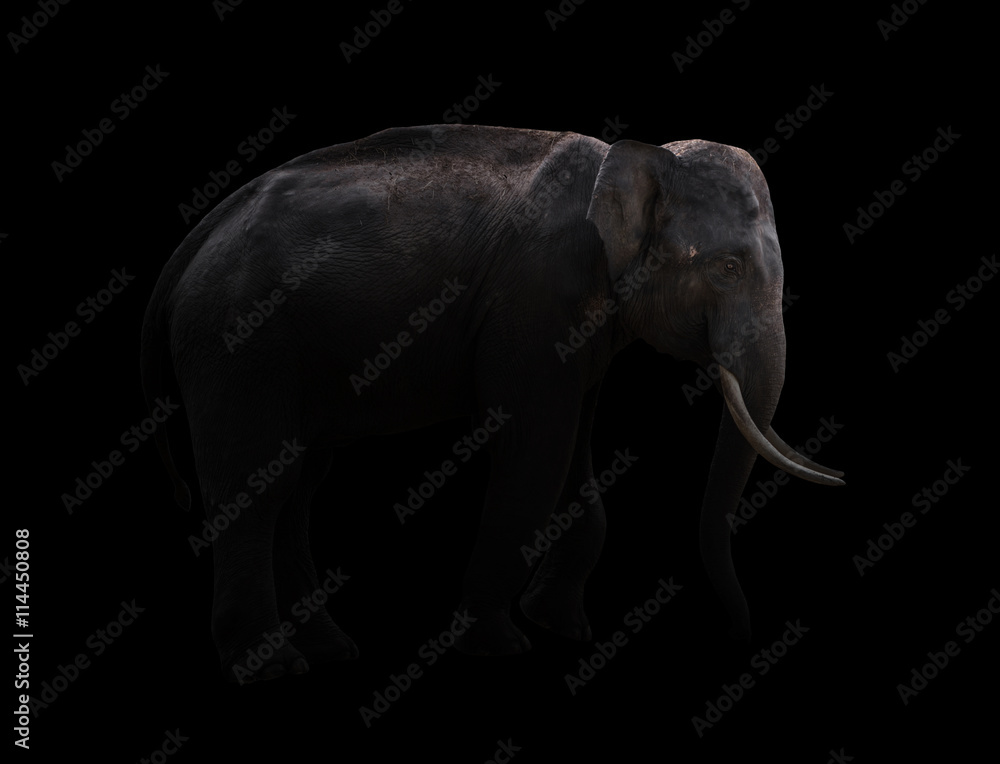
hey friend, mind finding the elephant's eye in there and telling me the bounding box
[722,257,743,278]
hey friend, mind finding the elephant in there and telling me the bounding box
[141,123,844,683]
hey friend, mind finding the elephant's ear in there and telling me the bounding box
[586,140,678,282]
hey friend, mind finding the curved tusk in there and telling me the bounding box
[719,367,845,486]
[764,427,844,478]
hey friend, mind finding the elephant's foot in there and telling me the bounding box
[519,585,592,641]
[220,628,310,685]
[289,616,359,665]
[453,605,532,656]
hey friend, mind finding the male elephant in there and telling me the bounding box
[141,124,843,683]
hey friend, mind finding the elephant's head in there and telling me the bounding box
[586,138,844,638]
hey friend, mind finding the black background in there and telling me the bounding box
[8,0,994,761]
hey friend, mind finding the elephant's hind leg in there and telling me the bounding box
[191,421,310,683]
[273,448,359,664]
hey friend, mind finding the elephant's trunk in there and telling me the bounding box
[698,347,844,639]
[698,373,777,640]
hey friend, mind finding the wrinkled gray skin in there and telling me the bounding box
[142,124,842,683]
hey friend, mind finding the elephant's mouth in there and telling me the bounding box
[718,366,844,486]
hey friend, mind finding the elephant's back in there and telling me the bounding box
[164,125,573,315]
[279,123,573,182]
[158,124,603,376]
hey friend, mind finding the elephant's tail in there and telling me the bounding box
[140,291,192,512]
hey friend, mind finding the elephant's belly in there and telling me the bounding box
[303,348,478,445]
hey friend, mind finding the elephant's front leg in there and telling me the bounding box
[520,383,605,641]
[454,393,583,656]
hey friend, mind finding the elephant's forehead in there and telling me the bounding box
[664,139,771,218]
[663,138,758,174]
[668,195,760,242]
[668,207,780,263]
